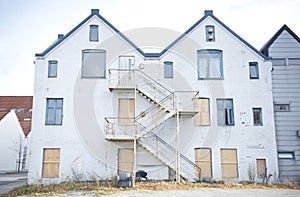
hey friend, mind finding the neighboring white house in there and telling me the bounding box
[261,25,300,183]
[0,96,32,172]
[28,9,278,184]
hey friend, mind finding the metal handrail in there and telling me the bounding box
[144,131,202,181]
[108,69,173,94]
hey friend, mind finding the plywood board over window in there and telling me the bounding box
[42,148,60,178]
[257,159,266,177]
[118,98,135,125]
[194,98,210,126]
[194,148,212,178]
[118,148,134,174]
[221,149,238,178]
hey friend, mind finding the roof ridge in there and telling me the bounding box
[36,9,269,60]
[260,24,300,56]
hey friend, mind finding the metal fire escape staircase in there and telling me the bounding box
[104,69,201,181]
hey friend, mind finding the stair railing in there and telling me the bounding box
[139,131,201,181]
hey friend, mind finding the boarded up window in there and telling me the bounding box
[194,148,212,178]
[221,149,238,178]
[118,98,135,125]
[42,148,60,178]
[118,148,134,174]
[194,98,210,126]
[256,159,266,177]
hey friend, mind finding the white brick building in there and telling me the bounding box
[28,9,278,184]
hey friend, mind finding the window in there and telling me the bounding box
[256,159,266,178]
[194,98,210,126]
[197,49,223,79]
[10,108,17,112]
[0,108,6,111]
[274,104,290,112]
[48,60,58,78]
[17,108,25,113]
[42,148,60,177]
[217,99,234,126]
[27,108,33,114]
[278,152,294,159]
[164,61,173,78]
[118,98,135,126]
[82,49,106,78]
[206,25,215,42]
[118,148,134,173]
[272,58,286,66]
[221,149,238,178]
[89,25,99,42]
[249,62,259,79]
[194,148,212,178]
[24,118,31,121]
[45,98,63,125]
[253,108,263,126]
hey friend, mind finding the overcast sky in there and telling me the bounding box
[0,0,299,96]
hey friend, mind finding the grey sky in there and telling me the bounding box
[0,0,299,96]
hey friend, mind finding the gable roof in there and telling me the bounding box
[261,24,300,56]
[0,96,33,137]
[36,9,269,60]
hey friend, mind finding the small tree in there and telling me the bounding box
[247,163,256,182]
[10,135,25,172]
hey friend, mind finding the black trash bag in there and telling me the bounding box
[136,170,147,180]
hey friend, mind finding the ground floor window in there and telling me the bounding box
[194,148,212,178]
[256,158,266,178]
[220,148,238,178]
[42,148,60,178]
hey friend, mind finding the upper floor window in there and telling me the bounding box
[249,62,259,79]
[217,99,234,126]
[48,60,58,78]
[89,25,99,42]
[82,49,106,78]
[198,49,223,80]
[253,108,263,126]
[164,61,173,78]
[206,25,215,42]
[45,98,63,125]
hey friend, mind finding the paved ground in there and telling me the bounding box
[0,172,27,195]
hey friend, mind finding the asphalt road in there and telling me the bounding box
[0,172,27,195]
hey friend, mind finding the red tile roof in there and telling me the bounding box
[0,96,33,137]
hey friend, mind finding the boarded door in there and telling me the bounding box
[194,148,212,178]
[42,148,60,177]
[257,159,266,177]
[118,148,134,174]
[194,98,210,126]
[118,98,135,125]
[221,149,238,178]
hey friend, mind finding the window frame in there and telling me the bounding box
[205,25,215,42]
[89,24,99,42]
[164,61,173,78]
[45,98,63,126]
[82,49,106,78]
[217,99,235,126]
[197,49,223,80]
[48,60,58,78]
[253,107,263,126]
[249,62,259,79]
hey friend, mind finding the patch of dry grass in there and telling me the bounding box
[2,180,300,197]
